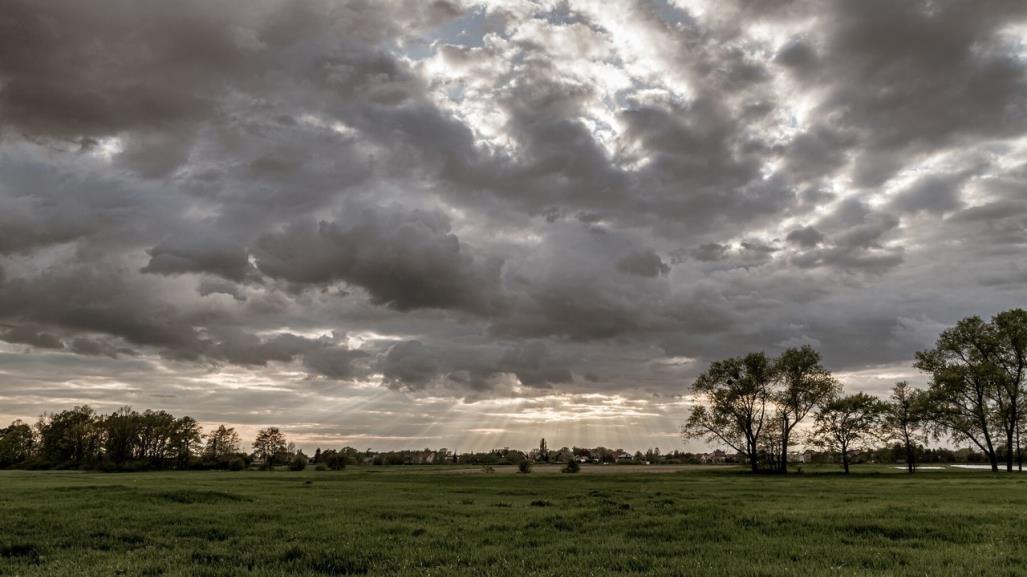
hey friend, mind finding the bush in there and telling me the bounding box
[481,465,495,474]
[228,458,246,471]
[289,454,308,471]
[323,453,347,470]
[518,460,533,474]
[562,460,581,474]
[315,463,327,471]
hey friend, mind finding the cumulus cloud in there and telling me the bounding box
[254,204,504,314]
[1,0,1026,449]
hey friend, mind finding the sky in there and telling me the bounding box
[1,0,1026,453]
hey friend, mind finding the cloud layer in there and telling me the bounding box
[1,0,1025,450]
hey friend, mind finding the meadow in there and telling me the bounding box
[2,466,1026,577]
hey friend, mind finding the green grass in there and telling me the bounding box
[2,466,1027,576]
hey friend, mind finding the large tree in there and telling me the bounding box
[990,309,1027,471]
[252,427,288,469]
[915,316,1004,471]
[205,425,242,463]
[773,345,840,473]
[36,406,102,466]
[0,420,35,467]
[104,407,146,465]
[683,352,775,473]
[169,416,202,468]
[812,392,886,474]
[883,382,929,473]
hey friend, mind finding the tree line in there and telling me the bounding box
[683,309,1027,473]
[0,406,252,471]
[0,405,703,471]
[0,406,678,471]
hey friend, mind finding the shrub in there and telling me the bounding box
[324,454,347,470]
[228,458,246,471]
[518,460,533,474]
[315,463,327,471]
[289,454,308,471]
[562,460,581,474]
[481,465,495,474]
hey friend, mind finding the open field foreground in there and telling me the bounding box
[3,467,1027,577]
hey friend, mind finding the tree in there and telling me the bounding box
[990,309,1027,471]
[102,407,141,466]
[883,382,929,473]
[683,352,774,472]
[539,438,548,462]
[319,449,349,470]
[0,420,35,467]
[812,393,886,474]
[773,345,840,473]
[169,416,202,468]
[36,406,102,466]
[136,410,179,466]
[252,427,288,469]
[883,377,932,472]
[289,451,308,471]
[204,425,241,464]
[915,317,1003,471]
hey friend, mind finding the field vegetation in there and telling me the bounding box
[2,467,1027,577]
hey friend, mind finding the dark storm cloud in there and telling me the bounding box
[381,340,443,389]
[785,226,824,248]
[197,278,247,301]
[889,173,969,215]
[66,337,132,359]
[616,249,670,278]
[253,204,504,314]
[380,338,575,392]
[0,324,64,350]
[800,0,1027,186]
[142,231,255,282]
[497,341,574,388]
[0,0,249,142]
[1,0,1026,431]
[789,200,904,275]
[0,264,207,355]
[302,346,370,380]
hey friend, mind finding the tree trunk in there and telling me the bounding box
[1008,401,1021,472]
[904,437,915,474]
[987,450,999,472]
[1017,424,1023,472]
[747,436,759,473]
[842,451,850,474]
[780,427,789,475]
[980,416,999,472]
[1006,427,1014,472]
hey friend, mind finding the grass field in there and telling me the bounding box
[2,465,1027,577]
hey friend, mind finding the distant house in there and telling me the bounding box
[613,450,634,463]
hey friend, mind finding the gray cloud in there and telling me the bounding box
[1,0,1026,449]
[142,230,255,282]
[254,204,503,314]
[0,324,65,350]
